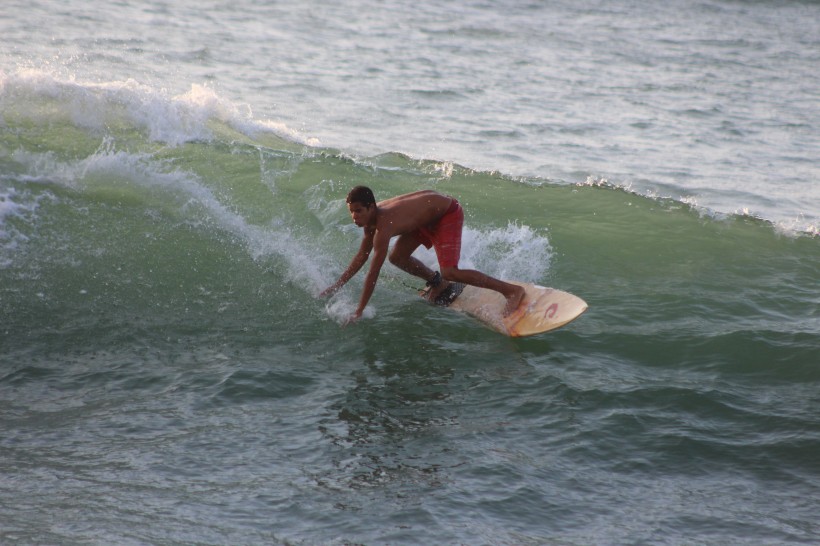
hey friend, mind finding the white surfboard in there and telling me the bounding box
[425,281,588,337]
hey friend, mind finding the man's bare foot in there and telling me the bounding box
[503,285,526,317]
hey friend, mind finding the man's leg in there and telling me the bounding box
[389,233,438,283]
[440,266,525,316]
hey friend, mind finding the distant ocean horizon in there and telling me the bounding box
[2,0,819,544]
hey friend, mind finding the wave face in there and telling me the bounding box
[2,74,816,333]
[2,74,819,545]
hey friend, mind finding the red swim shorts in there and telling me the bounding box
[415,198,463,269]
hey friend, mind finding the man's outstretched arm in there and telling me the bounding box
[320,230,374,297]
[351,240,388,320]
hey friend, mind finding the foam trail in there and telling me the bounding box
[8,144,336,294]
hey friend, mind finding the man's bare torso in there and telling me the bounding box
[373,190,453,237]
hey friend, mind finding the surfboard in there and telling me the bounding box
[423,281,588,337]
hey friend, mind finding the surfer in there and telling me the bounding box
[320,186,526,324]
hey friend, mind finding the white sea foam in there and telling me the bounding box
[324,298,376,325]
[0,187,28,245]
[11,142,179,190]
[1,69,318,147]
[0,186,47,268]
[412,222,552,283]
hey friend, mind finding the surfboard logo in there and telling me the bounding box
[544,303,558,318]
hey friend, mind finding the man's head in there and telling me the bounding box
[346,186,376,208]
[346,186,377,227]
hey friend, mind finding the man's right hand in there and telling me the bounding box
[319,285,338,298]
[341,309,363,326]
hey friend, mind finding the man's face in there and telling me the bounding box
[348,202,373,227]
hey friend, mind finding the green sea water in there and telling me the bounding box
[2,82,818,544]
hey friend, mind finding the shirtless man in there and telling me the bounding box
[320,186,525,324]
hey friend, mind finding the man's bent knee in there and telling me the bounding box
[440,266,459,280]
[388,250,401,267]
[389,246,408,266]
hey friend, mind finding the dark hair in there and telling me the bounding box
[346,185,376,208]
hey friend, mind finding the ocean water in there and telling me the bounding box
[1,0,819,544]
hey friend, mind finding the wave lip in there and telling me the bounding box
[0,69,319,147]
